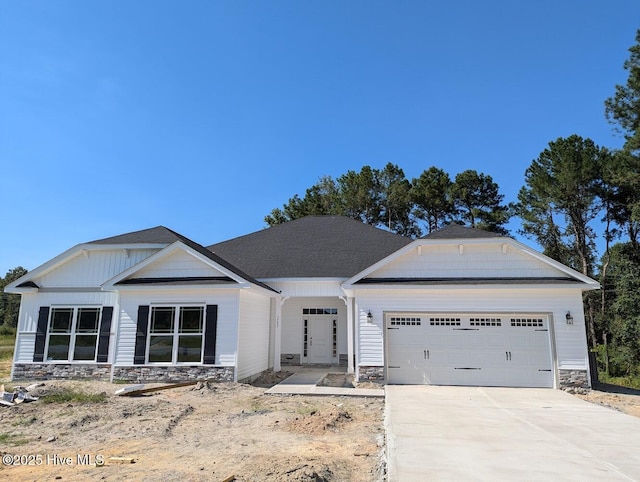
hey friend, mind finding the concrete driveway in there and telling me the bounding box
[386,386,640,481]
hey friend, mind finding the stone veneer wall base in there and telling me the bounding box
[112,366,235,383]
[12,363,111,381]
[558,369,590,393]
[358,366,385,384]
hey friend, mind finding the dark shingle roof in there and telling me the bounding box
[207,216,413,278]
[422,224,505,240]
[87,226,184,245]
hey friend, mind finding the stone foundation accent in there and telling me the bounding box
[358,366,385,384]
[280,354,301,366]
[339,354,348,367]
[12,363,111,381]
[558,369,590,391]
[112,365,235,383]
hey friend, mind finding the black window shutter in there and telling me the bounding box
[203,305,218,365]
[33,306,50,362]
[96,306,114,363]
[134,305,150,365]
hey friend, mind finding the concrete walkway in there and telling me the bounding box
[265,370,384,397]
[386,386,640,481]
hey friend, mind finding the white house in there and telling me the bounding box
[5,216,599,389]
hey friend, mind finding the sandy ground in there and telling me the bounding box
[2,372,639,482]
[575,383,640,418]
[0,373,385,482]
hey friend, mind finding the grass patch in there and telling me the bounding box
[249,398,274,413]
[42,389,107,404]
[0,330,16,380]
[11,416,38,427]
[598,372,640,390]
[0,432,30,446]
[295,402,319,416]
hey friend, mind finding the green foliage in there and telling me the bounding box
[411,167,453,234]
[449,170,510,235]
[515,135,605,276]
[598,372,640,390]
[605,29,640,154]
[265,164,511,237]
[0,267,28,328]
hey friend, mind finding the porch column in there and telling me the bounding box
[273,296,284,372]
[346,296,355,374]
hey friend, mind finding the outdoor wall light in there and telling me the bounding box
[565,311,574,325]
[367,311,373,322]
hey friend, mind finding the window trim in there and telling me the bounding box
[44,306,103,363]
[145,304,206,365]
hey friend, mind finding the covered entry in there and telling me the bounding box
[385,312,554,387]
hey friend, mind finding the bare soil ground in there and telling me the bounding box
[575,383,640,418]
[0,373,385,482]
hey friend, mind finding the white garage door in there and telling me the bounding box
[386,313,554,388]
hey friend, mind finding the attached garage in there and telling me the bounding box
[385,312,554,387]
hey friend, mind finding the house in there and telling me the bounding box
[5,216,599,389]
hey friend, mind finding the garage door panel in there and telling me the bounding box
[386,313,554,388]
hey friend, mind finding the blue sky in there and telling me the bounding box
[1,1,639,276]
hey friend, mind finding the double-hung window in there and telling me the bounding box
[46,307,101,361]
[147,305,204,364]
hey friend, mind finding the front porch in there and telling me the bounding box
[273,295,357,374]
[265,366,384,397]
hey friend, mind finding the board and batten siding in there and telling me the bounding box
[281,297,347,357]
[370,243,563,279]
[236,291,272,380]
[14,291,119,363]
[355,287,589,371]
[134,249,228,278]
[35,249,159,288]
[114,289,240,367]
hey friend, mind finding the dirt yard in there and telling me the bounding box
[575,384,640,418]
[0,373,385,481]
[2,372,639,482]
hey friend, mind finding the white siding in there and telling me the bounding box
[281,297,347,359]
[14,291,119,363]
[134,249,227,278]
[236,291,272,380]
[355,287,589,371]
[36,249,159,287]
[115,289,240,367]
[371,243,564,279]
[266,280,344,297]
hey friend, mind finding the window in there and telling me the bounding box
[390,316,422,326]
[303,319,308,357]
[470,317,502,327]
[147,306,204,364]
[46,307,102,361]
[429,317,461,326]
[511,317,544,328]
[302,308,338,315]
[332,319,337,358]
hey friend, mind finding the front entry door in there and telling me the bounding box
[307,317,332,364]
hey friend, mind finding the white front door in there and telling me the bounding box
[307,317,332,364]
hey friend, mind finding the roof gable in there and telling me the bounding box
[344,231,600,290]
[103,241,276,292]
[207,216,413,279]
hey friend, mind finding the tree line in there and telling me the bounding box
[265,30,640,381]
[0,267,27,329]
